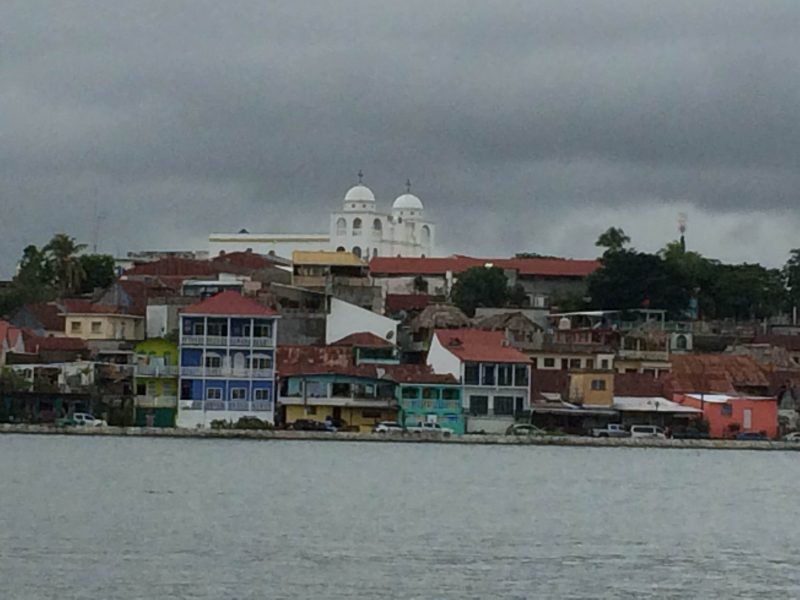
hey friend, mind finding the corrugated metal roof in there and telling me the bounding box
[435,329,531,364]
[182,291,278,317]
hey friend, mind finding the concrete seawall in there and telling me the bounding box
[1,424,799,451]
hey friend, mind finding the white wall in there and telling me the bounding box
[325,297,399,345]
[146,305,169,338]
[426,333,462,379]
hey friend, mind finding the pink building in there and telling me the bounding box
[675,393,778,439]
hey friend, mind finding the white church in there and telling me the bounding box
[209,174,436,259]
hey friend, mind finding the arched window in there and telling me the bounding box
[353,218,362,236]
[373,218,382,231]
[336,246,346,252]
[352,246,362,258]
[336,217,346,236]
[372,248,378,258]
[421,225,431,245]
[675,334,688,351]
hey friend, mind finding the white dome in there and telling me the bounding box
[344,184,375,203]
[392,193,423,211]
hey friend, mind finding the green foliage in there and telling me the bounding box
[507,283,528,308]
[0,234,111,317]
[784,249,800,308]
[588,240,787,320]
[451,266,510,317]
[595,227,631,254]
[78,254,116,293]
[0,368,33,393]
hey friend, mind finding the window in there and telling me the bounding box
[70,321,82,333]
[422,387,438,399]
[253,322,272,338]
[147,381,157,395]
[586,359,595,369]
[494,397,514,416]
[136,382,146,395]
[543,358,555,368]
[569,359,582,369]
[91,321,102,334]
[248,356,273,370]
[464,363,480,385]
[206,320,228,337]
[482,364,495,386]
[514,365,529,387]
[469,395,489,416]
[352,246,362,258]
[192,321,205,335]
[231,388,247,401]
[442,388,460,400]
[336,217,347,236]
[205,355,222,368]
[601,359,610,370]
[402,387,419,399]
[498,364,513,386]
[373,218,382,232]
[206,388,222,400]
[591,379,607,391]
[352,218,362,236]
[305,405,317,415]
[675,335,688,351]
[254,388,271,402]
[721,403,732,416]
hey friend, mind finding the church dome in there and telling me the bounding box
[392,193,423,211]
[344,184,375,203]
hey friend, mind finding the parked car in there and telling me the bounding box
[290,419,336,432]
[735,431,769,441]
[629,425,667,439]
[373,421,404,433]
[782,432,800,442]
[407,422,453,435]
[505,424,547,436]
[64,413,107,427]
[591,424,630,438]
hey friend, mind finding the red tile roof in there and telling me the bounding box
[369,255,600,278]
[22,303,65,331]
[211,251,279,271]
[27,335,88,353]
[332,332,394,348]
[124,257,224,278]
[276,345,457,384]
[182,290,278,317]
[434,328,531,364]
[385,293,432,314]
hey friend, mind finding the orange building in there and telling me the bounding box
[675,393,778,439]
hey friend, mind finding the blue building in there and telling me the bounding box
[177,291,279,428]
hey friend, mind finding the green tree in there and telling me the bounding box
[44,234,87,296]
[595,227,631,254]
[451,266,510,317]
[784,249,800,311]
[15,245,53,287]
[78,254,116,293]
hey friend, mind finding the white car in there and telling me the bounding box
[630,425,666,439]
[72,412,107,427]
[408,422,454,436]
[373,421,404,433]
[782,432,800,442]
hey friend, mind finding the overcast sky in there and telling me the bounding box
[3,1,800,277]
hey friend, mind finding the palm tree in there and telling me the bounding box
[45,234,87,296]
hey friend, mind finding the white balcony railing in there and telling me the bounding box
[230,336,251,347]
[179,367,274,379]
[205,335,228,347]
[182,335,273,348]
[182,335,205,346]
[135,394,178,408]
[135,365,179,377]
[252,337,273,348]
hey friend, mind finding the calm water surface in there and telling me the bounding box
[1,435,799,599]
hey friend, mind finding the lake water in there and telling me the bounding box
[1,435,799,599]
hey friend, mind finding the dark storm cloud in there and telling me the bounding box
[2,0,800,275]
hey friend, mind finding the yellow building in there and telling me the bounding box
[291,250,368,290]
[65,311,145,341]
[567,370,615,407]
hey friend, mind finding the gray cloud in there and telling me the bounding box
[2,0,800,276]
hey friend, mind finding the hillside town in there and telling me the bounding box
[2,180,800,441]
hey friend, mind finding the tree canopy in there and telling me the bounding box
[451,266,510,317]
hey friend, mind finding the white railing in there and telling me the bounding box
[135,365,179,377]
[252,337,273,348]
[252,401,273,412]
[135,395,178,408]
[230,336,251,347]
[179,367,274,379]
[205,335,228,347]
[182,335,205,346]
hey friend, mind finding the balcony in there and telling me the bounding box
[252,337,274,348]
[179,367,274,379]
[182,335,205,346]
[617,349,670,362]
[230,336,251,347]
[205,335,228,347]
[178,399,274,412]
[135,365,179,377]
[135,395,178,408]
